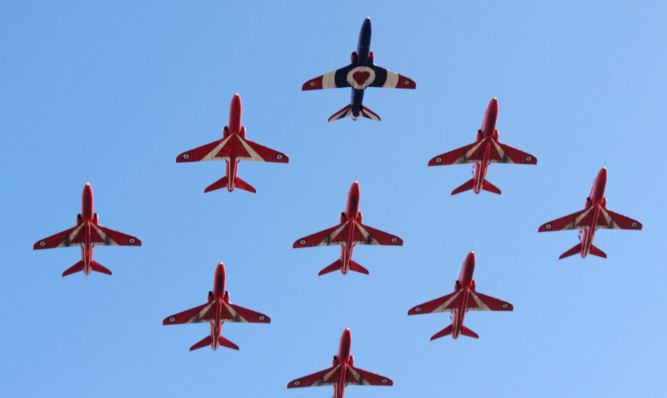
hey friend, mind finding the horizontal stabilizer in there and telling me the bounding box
[62,261,84,277]
[234,177,256,193]
[589,245,607,258]
[559,243,582,259]
[318,260,342,276]
[218,335,239,350]
[328,105,353,122]
[90,261,112,275]
[460,325,479,339]
[189,336,212,351]
[482,180,502,195]
[204,176,228,193]
[430,324,453,340]
[348,260,369,275]
[361,105,380,121]
[451,179,475,195]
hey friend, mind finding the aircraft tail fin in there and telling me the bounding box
[318,260,342,276]
[451,179,475,195]
[482,180,502,195]
[234,177,257,193]
[430,324,453,340]
[218,335,239,350]
[460,325,479,339]
[189,336,213,351]
[348,260,369,275]
[328,105,353,122]
[559,243,582,259]
[204,176,228,193]
[589,245,607,258]
[360,105,381,121]
[90,260,112,275]
[62,261,84,277]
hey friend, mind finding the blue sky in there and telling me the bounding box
[1,1,665,397]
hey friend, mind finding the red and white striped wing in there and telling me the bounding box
[34,225,85,249]
[428,142,482,166]
[598,208,642,230]
[91,225,141,246]
[243,138,289,163]
[489,140,538,164]
[162,302,215,325]
[293,223,349,248]
[302,67,352,90]
[467,291,513,311]
[354,223,403,246]
[539,208,593,232]
[287,365,341,388]
[220,302,270,323]
[176,139,226,162]
[408,291,462,315]
[347,365,393,386]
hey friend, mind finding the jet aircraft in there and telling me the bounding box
[176,93,289,193]
[293,181,403,276]
[428,98,537,195]
[302,17,416,122]
[287,328,393,398]
[33,183,141,276]
[538,167,642,259]
[163,262,271,351]
[408,251,513,340]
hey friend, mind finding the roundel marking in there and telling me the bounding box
[309,81,316,87]
[631,221,638,228]
[434,157,443,163]
[39,241,47,247]
[390,237,399,243]
[169,317,176,323]
[128,238,136,244]
[258,315,265,321]
[293,381,301,386]
[414,306,422,313]
[182,153,191,160]
[544,223,552,230]
[525,155,533,162]
[299,239,307,245]
[404,79,411,86]
[346,66,375,90]
[502,303,509,309]
[381,378,388,384]
[276,154,284,160]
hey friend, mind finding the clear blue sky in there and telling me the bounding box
[1,1,665,397]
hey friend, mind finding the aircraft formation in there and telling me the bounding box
[32,16,643,396]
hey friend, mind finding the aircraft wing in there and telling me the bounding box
[287,365,341,388]
[428,141,483,166]
[176,139,226,162]
[408,291,463,315]
[369,65,416,89]
[293,223,348,248]
[163,302,215,325]
[467,291,513,311]
[489,140,538,164]
[347,365,393,386]
[242,138,289,163]
[220,301,271,323]
[302,66,354,90]
[354,223,403,246]
[91,225,141,246]
[538,208,594,232]
[598,208,643,230]
[34,225,85,249]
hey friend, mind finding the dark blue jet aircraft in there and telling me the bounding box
[302,17,416,122]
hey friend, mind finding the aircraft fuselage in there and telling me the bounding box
[451,251,477,338]
[579,167,608,257]
[472,98,499,193]
[208,262,229,350]
[340,182,362,273]
[348,18,373,119]
[333,329,353,398]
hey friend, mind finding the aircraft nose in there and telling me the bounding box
[350,181,361,196]
[488,97,499,113]
[216,262,226,275]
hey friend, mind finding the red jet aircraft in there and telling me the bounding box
[287,328,393,398]
[33,183,141,277]
[176,93,289,193]
[408,251,513,340]
[538,167,642,259]
[428,98,537,195]
[163,262,270,351]
[293,181,403,276]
